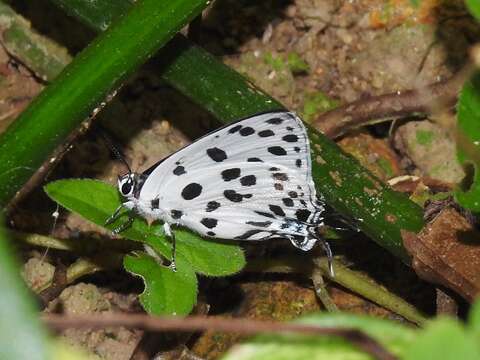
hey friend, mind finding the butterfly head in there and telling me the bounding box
[118,173,138,199]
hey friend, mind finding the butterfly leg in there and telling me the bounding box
[320,239,334,277]
[105,204,124,225]
[112,215,134,235]
[307,227,334,277]
[163,222,177,272]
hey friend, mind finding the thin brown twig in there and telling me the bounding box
[313,63,474,139]
[43,313,398,360]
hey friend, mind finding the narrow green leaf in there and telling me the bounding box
[223,312,415,360]
[404,318,480,360]
[0,225,51,359]
[455,72,480,211]
[468,300,480,339]
[50,0,133,32]
[124,252,197,315]
[466,0,480,21]
[44,179,245,276]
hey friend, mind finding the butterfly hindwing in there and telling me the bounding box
[137,111,323,250]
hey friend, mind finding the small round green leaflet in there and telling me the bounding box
[44,179,245,315]
[124,253,197,316]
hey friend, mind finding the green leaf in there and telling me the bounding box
[44,179,245,276]
[404,318,480,360]
[222,312,415,360]
[455,72,480,211]
[124,252,197,315]
[0,225,51,359]
[466,0,480,21]
[468,300,480,339]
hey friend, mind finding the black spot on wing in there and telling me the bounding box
[266,117,283,125]
[282,134,299,142]
[224,190,252,202]
[246,221,272,228]
[207,147,227,162]
[255,210,275,219]
[221,168,241,181]
[207,231,216,236]
[151,198,159,209]
[173,165,186,176]
[201,217,218,229]
[269,167,279,171]
[272,173,289,181]
[206,201,220,212]
[228,125,242,134]
[269,204,285,217]
[274,183,284,191]
[171,210,183,219]
[288,191,298,198]
[258,130,274,137]
[235,229,265,240]
[181,183,202,200]
[268,146,287,156]
[286,126,294,131]
[282,198,294,207]
[295,209,311,222]
[247,157,263,162]
[239,126,255,136]
[296,159,302,168]
[240,175,256,186]
[294,146,301,153]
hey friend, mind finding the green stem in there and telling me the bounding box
[0,0,210,206]
[315,258,427,326]
[10,229,139,253]
[246,257,426,325]
[34,255,124,293]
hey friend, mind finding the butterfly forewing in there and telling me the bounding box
[138,111,323,250]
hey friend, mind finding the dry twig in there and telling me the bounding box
[313,64,474,139]
[43,313,398,360]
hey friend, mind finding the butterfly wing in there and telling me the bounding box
[137,111,323,250]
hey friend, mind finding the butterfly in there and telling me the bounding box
[107,111,332,272]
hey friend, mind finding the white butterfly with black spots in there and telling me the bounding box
[108,111,332,271]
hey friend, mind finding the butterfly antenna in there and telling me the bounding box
[97,129,132,174]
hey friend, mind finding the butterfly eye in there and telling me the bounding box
[121,181,133,196]
[118,175,135,197]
